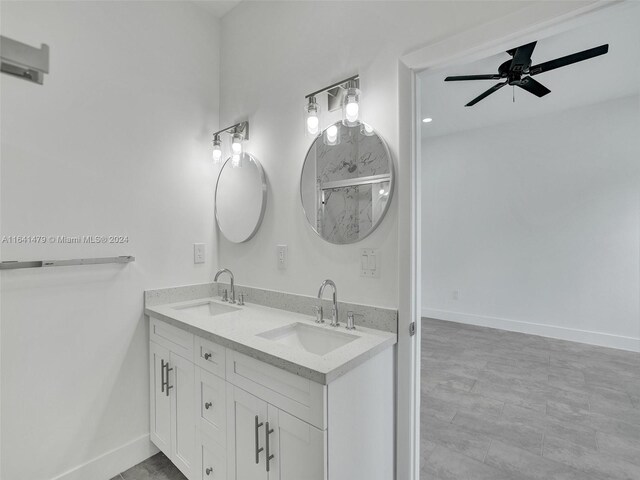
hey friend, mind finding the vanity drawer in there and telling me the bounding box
[149,317,194,361]
[197,368,227,446]
[225,350,327,430]
[195,337,226,378]
[199,431,226,480]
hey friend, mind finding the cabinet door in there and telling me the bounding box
[227,386,269,480]
[267,407,326,480]
[170,352,196,479]
[200,431,227,480]
[150,341,171,456]
[197,368,226,446]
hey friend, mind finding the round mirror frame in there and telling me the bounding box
[299,121,395,245]
[215,153,267,243]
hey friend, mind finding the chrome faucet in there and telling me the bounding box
[317,279,338,327]
[214,268,235,304]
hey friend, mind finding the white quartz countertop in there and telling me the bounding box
[145,297,397,384]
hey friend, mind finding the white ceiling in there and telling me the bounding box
[191,0,242,18]
[420,4,640,138]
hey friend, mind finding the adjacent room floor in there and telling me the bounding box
[420,317,640,479]
[110,453,186,480]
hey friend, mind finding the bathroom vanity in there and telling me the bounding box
[144,286,396,480]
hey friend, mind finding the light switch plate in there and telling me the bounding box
[277,245,288,270]
[360,248,379,278]
[194,243,205,264]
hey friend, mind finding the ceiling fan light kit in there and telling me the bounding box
[445,41,609,107]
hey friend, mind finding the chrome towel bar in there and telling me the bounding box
[0,255,135,270]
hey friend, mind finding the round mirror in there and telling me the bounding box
[300,121,394,244]
[215,153,267,243]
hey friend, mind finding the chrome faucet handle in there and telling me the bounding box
[222,289,228,302]
[315,305,324,323]
[346,311,356,330]
[237,293,244,306]
[331,306,339,327]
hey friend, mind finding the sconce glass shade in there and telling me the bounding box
[342,86,361,127]
[212,135,223,165]
[231,132,243,156]
[304,96,321,137]
[231,154,242,168]
[324,123,340,146]
[360,122,374,137]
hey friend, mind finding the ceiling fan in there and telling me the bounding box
[445,41,609,107]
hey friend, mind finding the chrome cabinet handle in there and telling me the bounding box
[160,359,166,393]
[205,467,213,476]
[265,421,275,472]
[165,363,173,397]
[204,352,212,360]
[205,402,213,410]
[254,415,264,464]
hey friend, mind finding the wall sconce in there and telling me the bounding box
[304,96,320,137]
[303,74,360,139]
[211,121,249,167]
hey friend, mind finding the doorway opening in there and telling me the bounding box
[417,4,640,478]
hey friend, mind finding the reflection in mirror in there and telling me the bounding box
[300,121,393,244]
[215,153,267,243]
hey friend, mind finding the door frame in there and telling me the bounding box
[395,1,622,478]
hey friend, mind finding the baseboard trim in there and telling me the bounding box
[421,308,640,352]
[51,434,159,480]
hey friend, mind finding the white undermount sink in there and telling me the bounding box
[172,301,240,317]
[257,322,358,356]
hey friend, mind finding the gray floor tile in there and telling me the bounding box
[452,411,544,454]
[120,453,186,480]
[596,431,640,467]
[427,384,504,419]
[422,415,492,462]
[543,434,640,480]
[485,440,599,480]
[501,404,598,450]
[423,445,517,480]
[420,318,640,480]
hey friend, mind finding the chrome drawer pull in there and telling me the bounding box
[165,363,173,397]
[265,421,275,472]
[205,402,213,410]
[205,467,213,476]
[204,352,212,360]
[160,359,166,393]
[254,415,264,464]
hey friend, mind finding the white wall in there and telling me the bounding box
[422,95,640,351]
[0,2,220,479]
[216,0,547,309]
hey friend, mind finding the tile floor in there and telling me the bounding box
[110,452,186,480]
[420,317,640,480]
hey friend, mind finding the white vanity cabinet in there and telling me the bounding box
[149,320,197,480]
[226,385,326,480]
[148,316,394,480]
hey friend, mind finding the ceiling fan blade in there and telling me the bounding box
[445,74,502,81]
[516,77,551,97]
[530,44,609,75]
[510,42,537,72]
[465,81,507,107]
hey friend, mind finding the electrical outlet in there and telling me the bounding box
[194,243,205,264]
[277,245,288,270]
[360,248,380,278]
